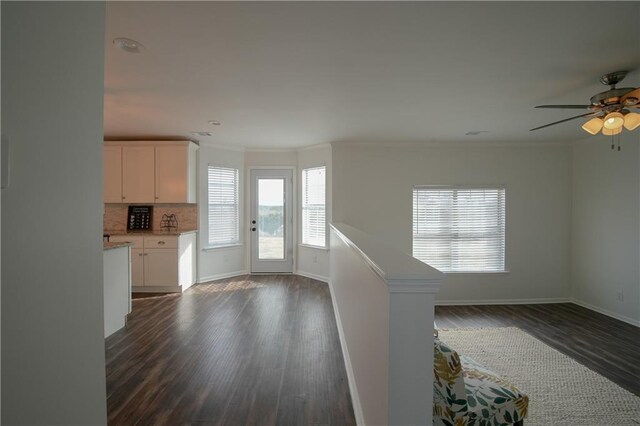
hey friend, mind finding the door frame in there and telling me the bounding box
[246,166,297,273]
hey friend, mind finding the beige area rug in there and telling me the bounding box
[438,327,640,426]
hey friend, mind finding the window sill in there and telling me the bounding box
[203,243,244,252]
[444,270,511,275]
[298,243,329,252]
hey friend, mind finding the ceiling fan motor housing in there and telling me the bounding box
[590,88,636,108]
[599,70,628,87]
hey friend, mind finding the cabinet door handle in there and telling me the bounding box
[158,241,166,245]
[138,253,143,256]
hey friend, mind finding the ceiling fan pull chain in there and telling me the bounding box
[617,134,621,151]
[611,134,615,150]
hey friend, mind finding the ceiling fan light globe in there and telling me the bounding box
[602,126,622,136]
[582,117,604,135]
[623,112,640,131]
[603,112,624,130]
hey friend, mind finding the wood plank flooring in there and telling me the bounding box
[107,277,639,425]
[106,275,356,425]
[435,303,640,397]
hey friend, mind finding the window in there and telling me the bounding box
[301,166,326,247]
[208,166,239,246]
[412,186,505,272]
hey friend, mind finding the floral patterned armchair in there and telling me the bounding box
[433,338,529,426]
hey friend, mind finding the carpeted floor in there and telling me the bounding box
[439,327,640,426]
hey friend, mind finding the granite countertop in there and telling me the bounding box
[103,241,133,251]
[104,229,198,237]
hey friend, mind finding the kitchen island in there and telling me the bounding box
[104,241,132,338]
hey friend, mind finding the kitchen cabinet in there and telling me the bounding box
[131,248,144,286]
[103,243,132,338]
[104,141,198,204]
[108,232,196,293]
[104,146,122,203]
[145,249,179,286]
[122,145,155,203]
[155,144,197,203]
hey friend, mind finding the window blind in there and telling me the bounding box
[412,186,505,272]
[208,166,239,246]
[301,166,326,247]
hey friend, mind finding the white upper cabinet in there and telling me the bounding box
[122,145,156,204]
[155,144,197,203]
[105,141,198,204]
[104,145,123,203]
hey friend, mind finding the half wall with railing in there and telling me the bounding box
[329,223,444,425]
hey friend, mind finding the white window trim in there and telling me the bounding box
[207,165,240,249]
[298,243,330,252]
[412,184,507,274]
[301,165,327,249]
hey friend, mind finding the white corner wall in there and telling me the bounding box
[332,142,573,303]
[196,146,333,283]
[297,145,332,282]
[1,2,107,424]
[197,145,247,282]
[571,138,640,326]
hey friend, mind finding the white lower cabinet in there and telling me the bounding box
[131,248,145,287]
[145,249,178,286]
[108,232,196,292]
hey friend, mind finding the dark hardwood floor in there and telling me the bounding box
[435,303,640,397]
[106,275,356,426]
[107,277,639,425]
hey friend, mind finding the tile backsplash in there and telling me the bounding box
[104,204,198,233]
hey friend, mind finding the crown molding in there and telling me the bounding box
[331,139,574,149]
[296,143,332,152]
[199,142,246,152]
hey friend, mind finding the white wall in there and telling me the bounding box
[571,138,640,325]
[196,146,333,283]
[1,6,3,417]
[332,142,573,303]
[198,145,246,282]
[1,2,107,424]
[297,145,332,282]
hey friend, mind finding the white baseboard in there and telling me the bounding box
[132,285,181,293]
[436,297,571,306]
[196,270,249,284]
[327,280,365,425]
[295,270,329,283]
[571,298,640,327]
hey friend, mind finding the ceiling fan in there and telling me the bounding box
[531,71,640,136]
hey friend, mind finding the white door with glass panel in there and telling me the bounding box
[250,169,293,273]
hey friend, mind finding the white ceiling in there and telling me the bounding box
[104,2,640,148]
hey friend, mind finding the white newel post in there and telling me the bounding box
[388,286,438,425]
[329,224,443,426]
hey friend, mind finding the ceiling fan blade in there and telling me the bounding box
[534,105,593,109]
[621,88,640,106]
[530,112,597,131]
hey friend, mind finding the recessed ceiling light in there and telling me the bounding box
[190,131,213,137]
[113,37,144,54]
[208,120,222,126]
